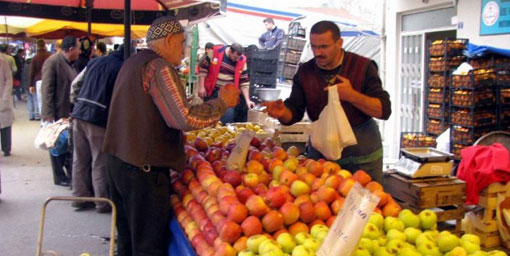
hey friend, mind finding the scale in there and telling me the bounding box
[395,147,454,178]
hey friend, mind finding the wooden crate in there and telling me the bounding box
[478,182,510,223]
[274,122,311,143]
[471,227,501,248]
[384,172,466,209]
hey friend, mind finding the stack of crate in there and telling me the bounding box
[497,61,510,131]
[249,48,280,87]
[467,182,510,248]
[425,39,467,137]
[384,172,466,234]
[279,36,306,80]
[400,132,437,148]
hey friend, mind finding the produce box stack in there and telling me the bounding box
[171,125,402,256]
[383,172,466,235]
[497,61,510,131]
[425,39,467,137]
[400,132,437,148]
[279,36,306,80]
[465,182,510,248]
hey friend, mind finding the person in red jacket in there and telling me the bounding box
[198,43,255,124]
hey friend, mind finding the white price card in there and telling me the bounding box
[317,183,380,256]
[227,129,255,171]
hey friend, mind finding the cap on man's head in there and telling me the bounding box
[146,16,184,42]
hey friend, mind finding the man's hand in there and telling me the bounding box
[219,84,240,108]
[198,86,207,98]
[246,99,256,109]
[29,86,35,94]
[325,75,358,102]
[261,99,286,118]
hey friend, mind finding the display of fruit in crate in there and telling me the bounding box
[354,209,508,256]
[185,122,269,148]
[170,132,403,256]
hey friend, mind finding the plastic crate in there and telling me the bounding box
[428,39,468,57]
[500,87,510,104]
[428,88,449,103]
[427,119,448,135]
[501,107,510,131]
[252,48,280,60]
[497,70,510,86]
[286,37,306,51]
[284,50,302,64]
[427,103,449,119]
[428,74,450,88]
[452,125,494,145]
[250,59,278,73]
[283,64,298,79]
[450,107,497,127]
[452,143,469,160]
[451,88,496,107]
[250,71,277,86]
[429,56,465,72]
[401,132,437,148]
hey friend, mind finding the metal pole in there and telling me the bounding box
[4,16,9,44]
[124,0,131,59]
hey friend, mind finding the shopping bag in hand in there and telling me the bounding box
[310,84,357,160]
[34,120,70,150]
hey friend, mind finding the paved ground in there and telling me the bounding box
[0,100,111,256]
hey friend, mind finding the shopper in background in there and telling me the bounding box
[29,39,51,120]
[262,20,391,183]
[103,16,239,256]
[0,57,14,157]
[0,44,17,76]
[198,43,255,123]
[74,36,94,72]
[258,17,285,50]
[41,36,81,187]
[95,42,107,57]
[13,48,25,101]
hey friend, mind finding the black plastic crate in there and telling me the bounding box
[250,71,277,86]
[251,48,280,60]
[284,50,302,64]
[427,119,448,135]
[452,143,469,160]
[429,56,466,72]
[427,103,449,119]
[283,64,298,79]
[451,125,495,145]
[428,88,449,103]
[250,59,278,73]
[428,74,450,88]
[451,88,496,107]
[450,106,497,127]
[400,132,437,148]
[428,39,468,57]
[452,68,497,89]
[286,37,306,51]
[497,70,510,86]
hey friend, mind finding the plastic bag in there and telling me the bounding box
[310,85,357,160]
[34,120,70,150]
[317,183,380,256]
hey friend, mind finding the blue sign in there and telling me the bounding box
[480,0,510,35]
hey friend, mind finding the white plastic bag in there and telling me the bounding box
[34,120,70,150]
[310,85,357,160]
[317,183,380,256]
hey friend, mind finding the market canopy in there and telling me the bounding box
[25,19,149,39]
[0,0,226,25]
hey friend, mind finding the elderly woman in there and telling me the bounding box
[0,56,14,156]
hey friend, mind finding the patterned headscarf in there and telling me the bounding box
[146,16,184,42]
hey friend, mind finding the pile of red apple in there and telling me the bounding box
[171,135,403,256]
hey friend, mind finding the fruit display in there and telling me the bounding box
[185,122,269,149]
[171,131,401,256]
[353,209,508,256]
[429,39,467,57]
[401,133,436,148]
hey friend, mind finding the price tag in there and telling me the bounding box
[227,130,255,171]
[317,183,379,256]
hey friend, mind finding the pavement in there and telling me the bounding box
[0,100,111,256]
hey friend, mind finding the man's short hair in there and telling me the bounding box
[61,36,78,52]
[16,49,24,55]
[310,21,341,41]
[205,42,214,50]
[96,42,106,53]
[230,43,243,55]
[36,39,46,49]
[113,44,120,50]
[263,17,275,24]
[0,44,7,53]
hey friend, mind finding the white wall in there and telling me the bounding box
[457,0,510,48]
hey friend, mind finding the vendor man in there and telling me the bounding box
[103,16,239,256]
[262,21,391,183]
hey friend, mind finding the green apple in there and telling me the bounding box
[404,227,422,244]
[352,247,371,256]
[302,238,320,252]
[398,210,420,229]
[398,247,421,256]
[386,229,407,241]
[294,232,312,245]
[316,230,328,242]
[386,239,405,254]
[384,217,405,232]
[378,236,388,247]
[415,233,435,247]
[357,238,374,254]
[417,240,442,256]
[374,247,395,256]
[259,239,281,255]
[276,233,296,253]
[362,222,381,240]
[469,251,488,256]
[419,210,438,230]
[369,213,385,230]
[290,180,311,197]
[424,230,439,240]
[461,240,481,254]
[247,234,269,253]
[461,234,481,246]
[238,249,256,256]
[487,250,508,256]
[292,245,313,256]
[261,248,285,256]
[438,234,460,253]
[310,224,328,238]
[444,246,467,256]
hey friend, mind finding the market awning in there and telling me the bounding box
[0,0,226,25]
[25,19,149,39]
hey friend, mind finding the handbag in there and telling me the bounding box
[34,120,70,150]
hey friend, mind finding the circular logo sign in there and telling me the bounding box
[482,1,500,26]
